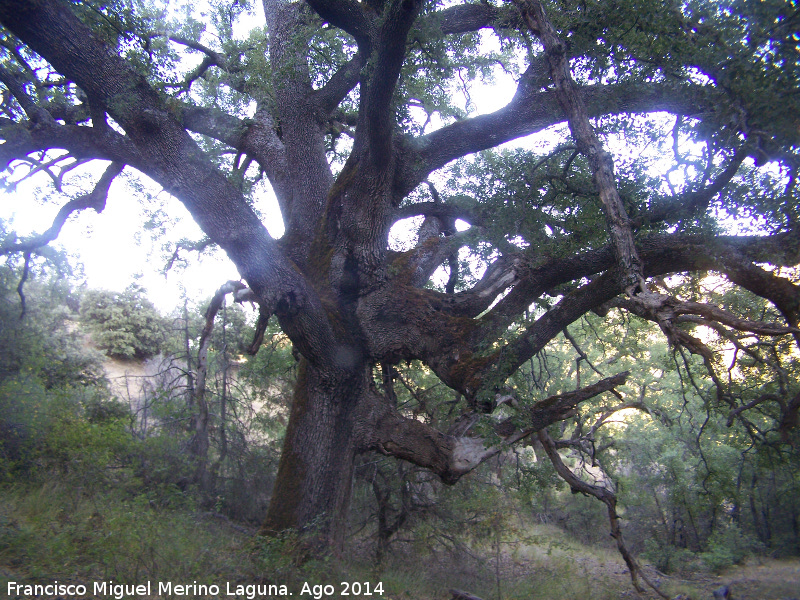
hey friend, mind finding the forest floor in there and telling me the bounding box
[668,559,800,600]
[359,525,800,600]
[498,550,800,600]
[2,484,799,600]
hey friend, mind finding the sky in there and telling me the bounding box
[1,163,287,311]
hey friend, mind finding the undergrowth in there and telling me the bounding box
[3,479,794,600]
[0,480,639,600]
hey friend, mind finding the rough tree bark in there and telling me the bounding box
[1,0,798,556]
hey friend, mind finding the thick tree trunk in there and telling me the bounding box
[261,358,365,551]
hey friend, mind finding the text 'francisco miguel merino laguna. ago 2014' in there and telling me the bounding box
[7,580,386,599]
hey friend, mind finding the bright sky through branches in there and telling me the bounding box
[0,16,520,312]
[0,3,752,312]
[1,161,285,311]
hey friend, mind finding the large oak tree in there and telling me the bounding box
[1,0,798,561]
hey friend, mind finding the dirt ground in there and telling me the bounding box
[606,558,800,600]
[465,531,800,600]
[679,559,800,600]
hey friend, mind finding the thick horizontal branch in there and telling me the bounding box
[177,105,248,147]
[359,229,799,402]
[0,0,344,370]
[365,372,629,485]
[0,114,143,171]
[396,81,712,196]
[444,254,524,316]
[608,296,800,337]
[713,247,800,334]
[529,372,629,431]
[430,230,800,396]
[432,2,503,35]
[454,245,617,324]
[492,231,800,331]
[475,272,621,395]
[392,200,485,228]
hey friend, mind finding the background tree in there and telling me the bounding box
[107,284,291,520]
[80,284,167,360]
[0,241,119,482]
[0,0,798,562]
[0,232,103,391]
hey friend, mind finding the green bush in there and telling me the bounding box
[0,376,132,487]
[80,285,166,359]
[642,538,695,574]
[700,523,763,573]
[0,484,248,584]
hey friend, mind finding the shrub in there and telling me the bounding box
[80,285,166,359]
[642,538,695,574]
[700,523,763,573]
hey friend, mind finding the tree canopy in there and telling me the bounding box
[1,0,798,572]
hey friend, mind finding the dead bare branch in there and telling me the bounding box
[538,429,669,599]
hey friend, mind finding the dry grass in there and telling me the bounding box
[3,485,800,600]
[700,558,800,600]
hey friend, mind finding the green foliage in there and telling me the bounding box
[1,259,798,595]
[0,0,797,592]
[445,146,606,259]
[394,1,515,135]
[642,538,696,574]
[0,484,248,585]
[80,284,166,360]
[0,255,285,540]
[0,260,104,390]
[0,369,130,486]
[0,254,125,483]
[700,523,763,573]
[348,274,800,582]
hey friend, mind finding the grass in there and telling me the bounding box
[2,481,799,600]
[0,481,248,591]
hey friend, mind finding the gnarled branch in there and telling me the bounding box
[0,161,124,256]
[367,372,629,485]
[538,429,669,598]
[515,0,643,294]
